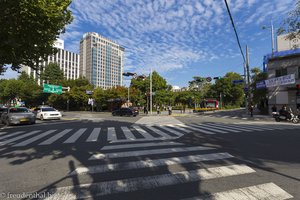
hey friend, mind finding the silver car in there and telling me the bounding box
[1,107,36,125]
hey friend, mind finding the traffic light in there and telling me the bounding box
[213,76,221,80]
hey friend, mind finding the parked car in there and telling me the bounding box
[1,107,36,125]
[34,107,62,120]
[112,107,139,117]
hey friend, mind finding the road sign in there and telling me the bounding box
[232,80,244,84]
[206,77,212,82]
[43,84,62,94]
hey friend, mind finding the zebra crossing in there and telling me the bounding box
[37,140,293,199]
[0,122,299,147]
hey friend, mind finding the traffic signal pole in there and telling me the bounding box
[246,45,251,111]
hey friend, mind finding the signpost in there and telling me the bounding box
[43,84,62,94]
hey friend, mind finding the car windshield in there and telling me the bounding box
[9,107,30,113]
[41,107,56,112]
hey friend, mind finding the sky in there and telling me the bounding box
[0,0,296,87]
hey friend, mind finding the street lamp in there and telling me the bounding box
[262,20,275,56]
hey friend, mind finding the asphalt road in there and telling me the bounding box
[0,114,299,200]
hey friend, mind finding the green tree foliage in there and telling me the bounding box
[40,62,64,85]
[207,72,244,107]
[277,0,300,40]
[0,0,73,74]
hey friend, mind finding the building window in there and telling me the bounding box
[275,68,287,77]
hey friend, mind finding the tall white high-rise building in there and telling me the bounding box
[80,32,124,88]
[22,39,80,82]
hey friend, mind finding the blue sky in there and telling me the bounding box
[1,0,296,87]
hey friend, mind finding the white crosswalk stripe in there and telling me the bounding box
[121,126,136,141]
[178,124,216,134]
[0,131,7,136]
[31,139,293,199]
[189,124,228,134]
[158,125,185,137]
[39,129,72,145]
[183,183,293,200]
[46,165,255,199]
[89,145,214,160]
[132,125,157,140]
[70,152,234,175]
[2,122,300,147]
[86,128,101,142]
[146,126,177,139]
[166,124,191,133]
[13,130,57,147]
[102,141,183,150]
[0,131,24,140]
[0,130,41,145]
[107,127,117,142]
[63,128,87,144]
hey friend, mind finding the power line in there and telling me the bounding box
[223,0,246,63]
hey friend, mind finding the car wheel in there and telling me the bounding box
[275,117,280,122]
[40,115,44,120]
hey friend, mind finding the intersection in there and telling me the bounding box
[0,113,299,199]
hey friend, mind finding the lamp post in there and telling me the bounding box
[262,20,275,56]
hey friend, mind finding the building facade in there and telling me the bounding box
[80,32,124,89]
[264,33,300,112]
[22,39,80,82]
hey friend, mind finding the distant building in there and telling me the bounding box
[22,39,80,83]
[80,32,124,89]
[264,33,300,111]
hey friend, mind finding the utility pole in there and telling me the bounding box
[244,62,248,112]
[246,45,251,107]
[150,68,153,115]
[271,20,275,56]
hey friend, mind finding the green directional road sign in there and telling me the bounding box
[43,84,62,94]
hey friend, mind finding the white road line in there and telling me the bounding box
[146,126,177,139]
[166,125,191,133]
[13,130,57,147]
[107,127,117,141]
[220,124,268,131]
[39,129,72,145]
[183,182,293,200]
[158,126,184,137]
[86,128,101,142]
[121,127,137,141]
[89,145,214,160]
[63,128,87,144]
[0,130,41,145]
[132,126,157,140]
[0,131,24,140]
[102,141,183,150]
[0,132,7,136]
[231,124,274,131]
[44,164,254,199]
[178,124,215,135]
[201,124,241,133]
[190,124,228,134]
[70,152,234,175]
[235,123,277,130]
[206,123,254,132]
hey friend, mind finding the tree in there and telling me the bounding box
[277,0,300,40]
[207,72,244,107]
[40,62,64,85]
[0,0,73,74]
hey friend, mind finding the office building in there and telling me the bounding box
[80,32,124,89]
[22,39,80,82]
